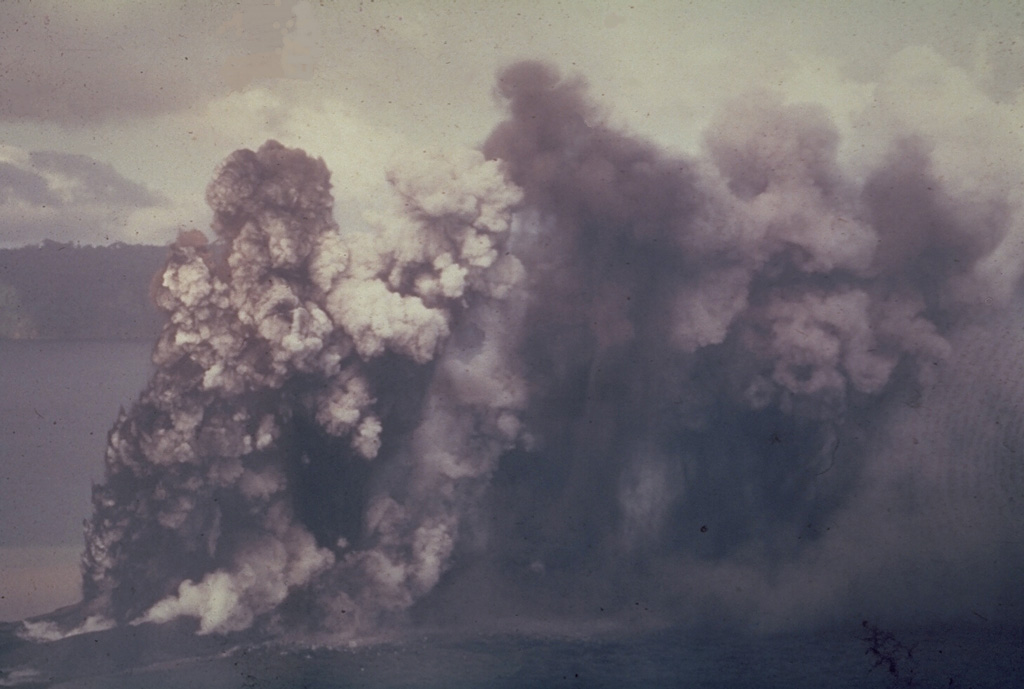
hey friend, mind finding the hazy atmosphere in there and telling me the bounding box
[1,1,1024,686]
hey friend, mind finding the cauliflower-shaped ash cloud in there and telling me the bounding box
[81,139,524,635]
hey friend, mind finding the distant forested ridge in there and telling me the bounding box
[0,241,168,340]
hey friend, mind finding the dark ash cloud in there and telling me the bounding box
[29,60,1024,641]
[77,139,523,635]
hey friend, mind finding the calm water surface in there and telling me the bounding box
[1,620,1022,688]
[0,340,153,548]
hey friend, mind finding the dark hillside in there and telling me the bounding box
[0,241,167,340]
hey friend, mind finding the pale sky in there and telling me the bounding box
[1,0,1021,247]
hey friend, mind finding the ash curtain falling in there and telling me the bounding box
[75,61,1024,638]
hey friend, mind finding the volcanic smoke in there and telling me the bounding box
[62,61,1024,639]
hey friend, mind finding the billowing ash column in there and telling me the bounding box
[82,140,525,635]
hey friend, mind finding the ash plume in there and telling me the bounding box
[471,62,1024,624]
[80,141,524,635]
[71,61,1024,639]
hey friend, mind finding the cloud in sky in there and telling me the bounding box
[1,1,1022,248]
[2,1,1021,127]
[0,3,204,124]
[0,145,169,247]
